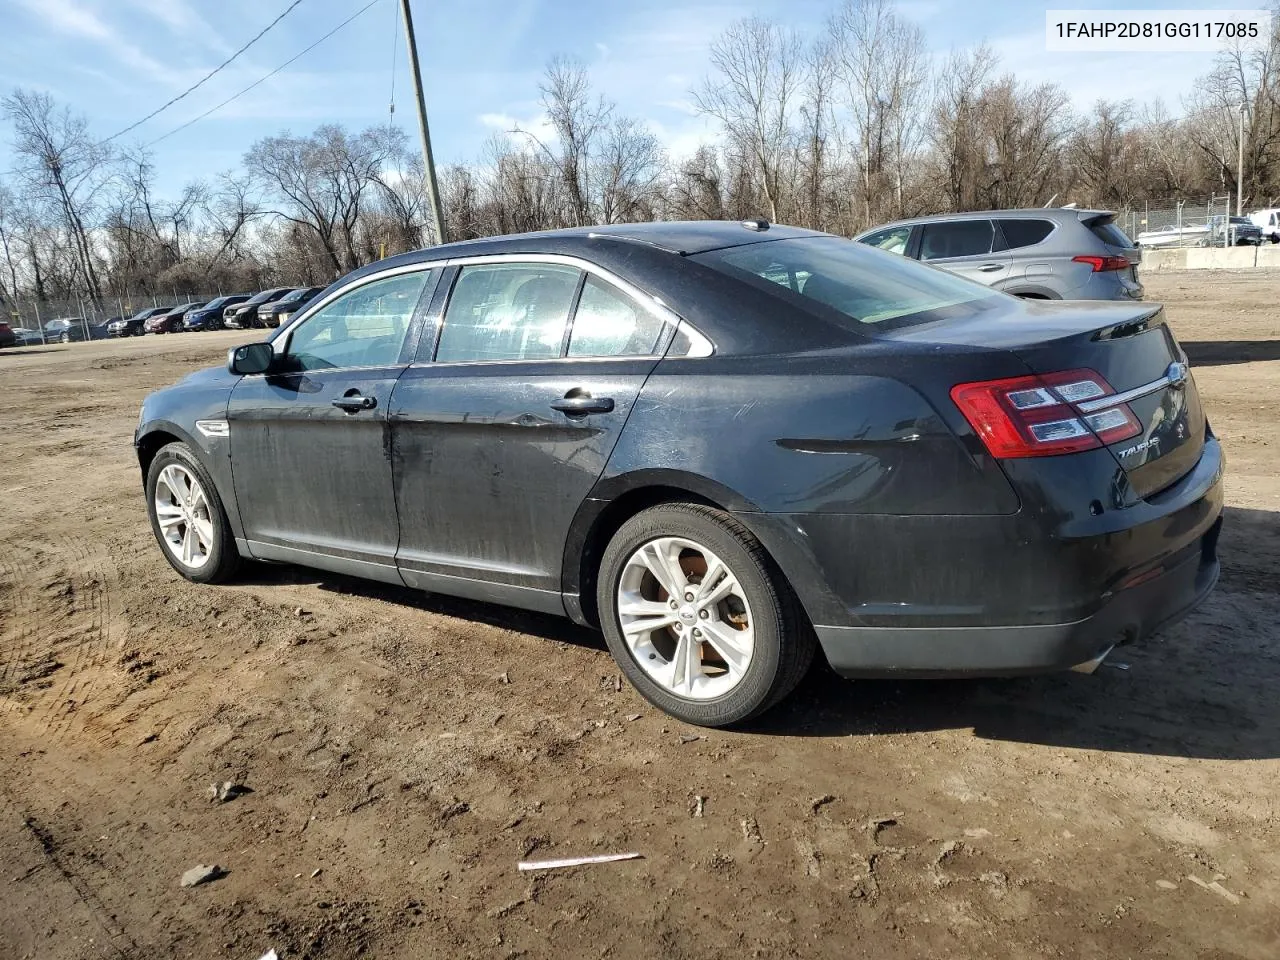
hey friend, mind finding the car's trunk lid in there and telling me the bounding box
[885,300,1204,499]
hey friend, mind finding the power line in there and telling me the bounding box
[106,0,306,142]
[148,0,384,146]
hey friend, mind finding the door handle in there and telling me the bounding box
[550,395,615,416]
[332,394,377,412]
[978,262,1004,272]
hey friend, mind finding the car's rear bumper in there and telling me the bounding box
[741,436,1224,678]
[815,517,1220,677]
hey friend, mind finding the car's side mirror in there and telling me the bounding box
[227,341,275,376]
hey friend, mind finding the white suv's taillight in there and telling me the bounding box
[951,368,1142,458]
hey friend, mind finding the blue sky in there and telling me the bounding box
[0,0,1268,196]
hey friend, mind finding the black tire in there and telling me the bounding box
[60,333,71,344]
[145,441,240,584]
[597,503,815,727]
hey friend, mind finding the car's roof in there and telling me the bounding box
[860,208,1113,233]
[387,220,827,264]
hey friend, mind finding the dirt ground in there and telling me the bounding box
[1,271,1278,960]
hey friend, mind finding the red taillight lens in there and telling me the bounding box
[951,368,1142,458]
[1072,255,1130,272]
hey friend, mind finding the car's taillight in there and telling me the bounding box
[1072,255,1130,272]
[951,368,1142,458]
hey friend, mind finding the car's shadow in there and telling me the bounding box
[1183,339,1280,366]
[237,562,607,650]
[235,506,1279,761]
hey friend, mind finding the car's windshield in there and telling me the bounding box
[694,235,1003,329]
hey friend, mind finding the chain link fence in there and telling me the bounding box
[1118,196,1248,249]
[3,291,225,343]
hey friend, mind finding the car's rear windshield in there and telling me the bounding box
[693,236,1002,329]
[1088,219,1135,248]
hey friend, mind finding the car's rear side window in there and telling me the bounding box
[919,220,999,260]
[695,236,1001,329]
[436,263,581,363]
[567,275,666,358]
[997,219,1054,249]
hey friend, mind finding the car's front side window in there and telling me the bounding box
[284,270,432,371]
[435,263,581,363]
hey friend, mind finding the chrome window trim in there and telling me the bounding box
[271,252,716,366]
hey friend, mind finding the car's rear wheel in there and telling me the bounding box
[60,332,71,343]
[597,503,814,727]
[145,442,240,584]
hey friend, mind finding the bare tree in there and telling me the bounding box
[597,117,664,224]
[3,89,112,302]
[798,38,837,230]
[535,57,612,226]
[695,17,803,223]
[831,0,929,225]
[245,125,399,276]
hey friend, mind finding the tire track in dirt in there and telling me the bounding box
[0,535,119,742]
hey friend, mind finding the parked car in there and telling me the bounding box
[224,288,293,328]
[135,220,1223,727]
[110,306,171,337]
[184,295,251,331]
[0,320,15,348]
[1206,215,1262,246]
[10,327,44,346]
[1247,207,1280,243]
[146,301,205,334]
[855,208,1143,301]
[43,317,95,342]
[257,286,324,328]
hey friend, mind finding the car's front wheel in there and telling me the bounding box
[145,442,240,584]
[597,503,815,727]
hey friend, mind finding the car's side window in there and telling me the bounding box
[860,226,912,256]
[567,275,668,358]
[997,219,1055,249]
[919,220,997,261]
[436,263,581,363]
[285,270,432,371]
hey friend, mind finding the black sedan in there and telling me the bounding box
[257,286,324,328]
[110,307,172,337]
[224,287,293,328]
[134,221,1223,726]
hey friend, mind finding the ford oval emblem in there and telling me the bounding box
[1166,361,1189,389]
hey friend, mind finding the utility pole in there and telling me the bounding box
[399,0,447,245]
[1237,103,1246,217]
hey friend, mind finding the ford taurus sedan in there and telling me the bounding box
[135,221,1223,726]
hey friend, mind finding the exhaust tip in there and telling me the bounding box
[1070,645,1115,675]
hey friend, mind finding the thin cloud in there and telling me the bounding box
[12,0,187,88]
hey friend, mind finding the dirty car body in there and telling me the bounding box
[135,221,1223,723]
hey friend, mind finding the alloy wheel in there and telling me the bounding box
[153,464,215,569]
[616,536,755,700]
